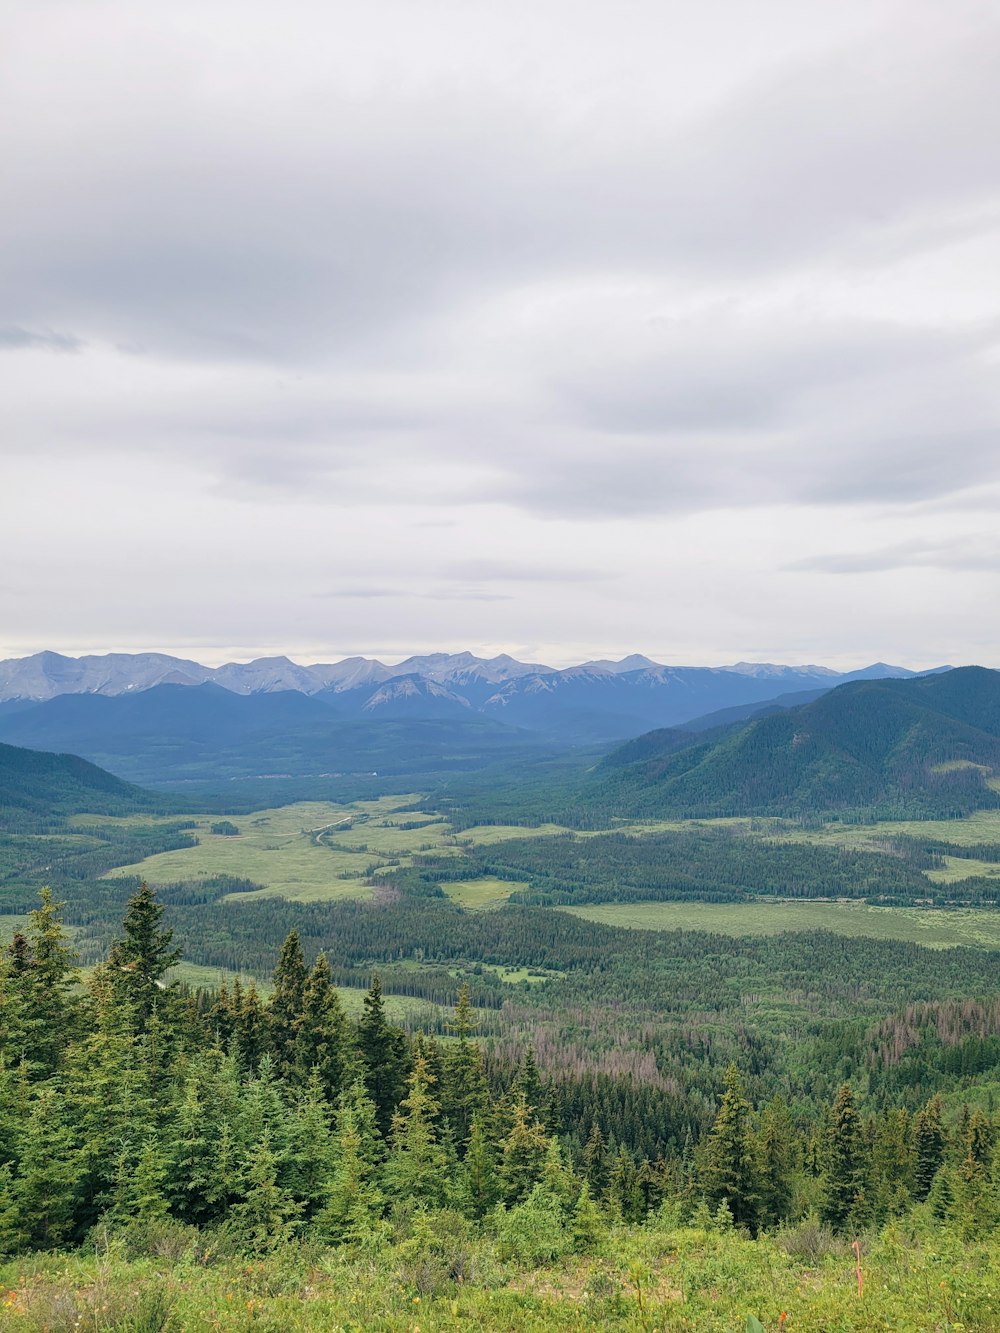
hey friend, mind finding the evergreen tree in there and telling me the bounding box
[583,1122,609,1196]
[913,1094,946,1202]
[757,1097,795,1226]
[571,1181,605,1251]
[268,931,307,1074]
[384,1050,451,1209]
[13,1085,80,1250]
[8,890,80,1079]
[440,983,488,1151]
[107,882,180,1033]
[498,1095,549,1204]
[820,1083,865,1232]
[460,1111,500,1218]
[357,974,408,1138]
[229,1127,302,1253]
[512,1046,544,1120]
[287,1073,336,1218]
[700,1065,762,1233]
[315,1078,385,1243]
[292,952,349,1102]
[232,981,266,1073]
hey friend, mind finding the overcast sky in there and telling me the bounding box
[2,0,999,669]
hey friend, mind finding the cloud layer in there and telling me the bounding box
[2,0,999,667]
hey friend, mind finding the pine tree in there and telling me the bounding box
[268,931,307,1075]
[700,1065,762,1233]
[357,974,408,1138]
[820,1083,865,1232]
[498,1095,549,1204]
[229,1127,302,1253]
[315,1078,385,1243]
[440,983,488,1151]
[292,952,349,1102]
[914,1094,946,1202]
[107,883,180,1033]
[383,1050,450,1209]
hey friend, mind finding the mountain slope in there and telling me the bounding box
[0,683,542,784]
[0,740,155,821]
[592,667,1000,819]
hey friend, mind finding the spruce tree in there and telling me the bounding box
[292,952,349,1103]
[268,931,307,1074]
[357,974,408,1138]
[498,1095,549,1204]
[440,983,488,1151]
[383,1050,450,1209]
[10,890,80,1078]
[914,1094,946,1202]
[757,1097,795,1226]
[700,1065,762,1233]
[820,1083,865,1231]
[107,882,180,1033]
[460,1111,499,1218]
[287,1073,336,1218]
[315,1078,385,1243]
[229,1127,302,1253]
[583,1122,609,1196]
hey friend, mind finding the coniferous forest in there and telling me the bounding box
[5,876,1000,1329]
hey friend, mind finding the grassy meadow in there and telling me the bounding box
[103,797,463,903]
[562,899,1000,948]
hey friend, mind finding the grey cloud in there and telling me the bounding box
[789,535,1000,574]
[446,560,614,584]
[2,4,999,360]
[0,327,82,352]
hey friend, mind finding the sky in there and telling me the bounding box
[2,0,999,671]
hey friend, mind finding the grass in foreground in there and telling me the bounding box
[0,1216,996,1332]
[561,899,1000,949]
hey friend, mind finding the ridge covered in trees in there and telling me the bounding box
[589,667,1000,820]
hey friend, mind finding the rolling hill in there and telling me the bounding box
[0,740,156,823]
[591,666,1000,819]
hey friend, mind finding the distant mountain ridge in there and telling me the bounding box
[0,651,938,747]
[592,666,1000,820]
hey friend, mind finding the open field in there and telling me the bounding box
[103,797,463,902]
[459,822,573,845]
[561,899,1000,949]
[441,876,527,908]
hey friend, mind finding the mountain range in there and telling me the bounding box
[0,651,941,748]
[593,666,1000,821]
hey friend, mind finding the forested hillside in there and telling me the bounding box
[0,740,159,829]
[5,884,1000,1329]
[590,667,1000,820]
